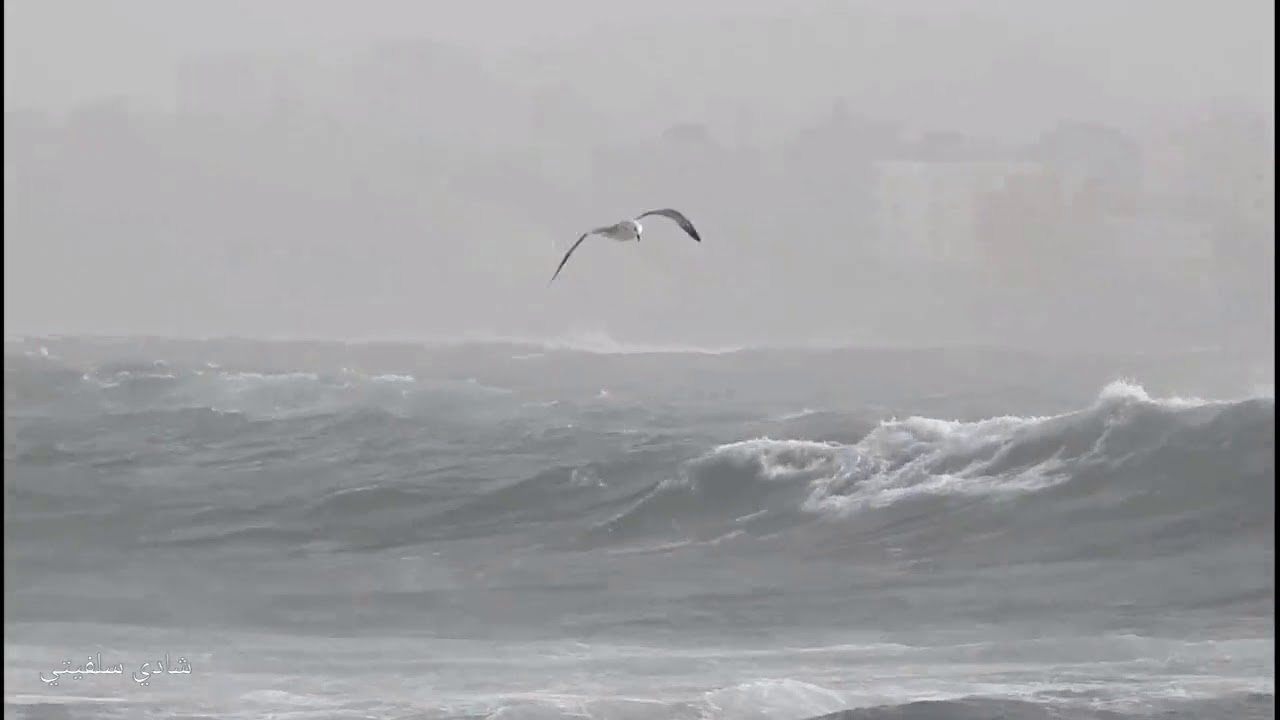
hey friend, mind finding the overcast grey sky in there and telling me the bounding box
[4,1,1274,350]
[6,1,1274,121]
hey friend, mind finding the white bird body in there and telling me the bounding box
[595,219,643,242]
[548,208,701,285]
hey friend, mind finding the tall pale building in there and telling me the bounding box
[873,160,1043,265]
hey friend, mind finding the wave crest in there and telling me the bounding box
[595,382,1274,549]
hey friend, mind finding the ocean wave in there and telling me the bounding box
[421,688,1277,720]
[4,341,1273,718]
[593,382,1274,552]
[5,340,1273,567]
[6,356,515,423]
[3,687,1270,720]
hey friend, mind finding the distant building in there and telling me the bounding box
[1144,108,1275,273]
[4,108,54,172]
[873,160,1044,264]
[175,55,303,119]
[661,122,717,149]
[1093,215,1217,263]
[1024,122,1143,217]
[974,169,1067,280]
[1190,111,1274,236]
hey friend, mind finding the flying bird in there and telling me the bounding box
[548,208,702,285]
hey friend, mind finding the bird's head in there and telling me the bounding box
[631,219,643,240]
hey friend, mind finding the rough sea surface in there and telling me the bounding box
[4,336,1274,720]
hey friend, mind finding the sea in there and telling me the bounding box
[3,335,1274,720]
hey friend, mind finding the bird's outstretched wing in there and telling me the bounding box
[548,232,591,285]
[636,208,702,242]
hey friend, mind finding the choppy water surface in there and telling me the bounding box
[4,337,1273,719]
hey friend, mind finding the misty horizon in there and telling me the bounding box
[4,0,1275,357]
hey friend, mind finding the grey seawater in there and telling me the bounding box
[3,337,1274,720]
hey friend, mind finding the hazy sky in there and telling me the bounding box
[6,0,1274,117]
[4,1,1275,349]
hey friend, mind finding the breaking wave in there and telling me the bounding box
[8,341,1271,570]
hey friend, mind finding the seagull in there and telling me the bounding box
[548,208,703,285]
